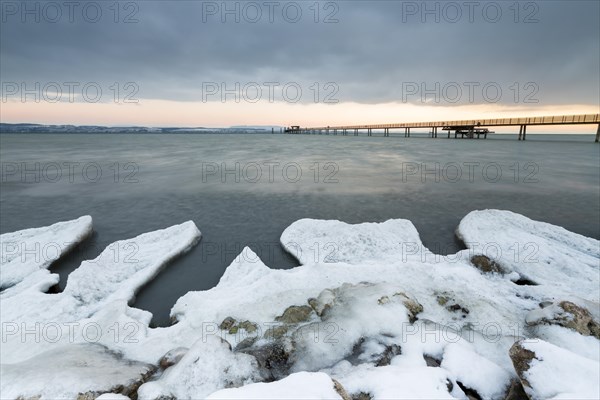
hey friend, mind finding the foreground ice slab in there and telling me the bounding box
[0,220,201,398]
[1,209,599,399]
[0,216,92,296]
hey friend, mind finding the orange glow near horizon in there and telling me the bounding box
[1,99,599,133]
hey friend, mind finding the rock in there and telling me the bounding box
[238,320,258,333]
[219,317,236,330]
[241,340,294,381]
[275,305,314,324]
[228,326,239,334]
[351,392,373,400]
[333,379,352,400]
[308,288,336,317]
[374,344,401,367]
[377,295,390,305]
[264,324,289,340]
[76,365,156,400]
[446,303,470,316]
[437,295,449,306]
[393,292,423,323]
[236,336,258,351]
[558,301,600,339]
[509,341,536,394]
[471,254,504,274]
[456,381,483,400]
[424,355,441,367]
[159,347,189,369]
[504,379,529,400]
[526,301,600,339]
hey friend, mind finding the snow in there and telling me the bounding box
[441,343,511,399]
[206,372,343,399]
[1,209,599,399]
[0,215,92,296]
[0,343,153,399]
[138,336,259,400]
[520,339,600,400]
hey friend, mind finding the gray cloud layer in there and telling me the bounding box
[1,0,599,106]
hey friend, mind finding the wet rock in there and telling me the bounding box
[509,341,536,394]
[228,326,239,334]
[333,379,352,400]
[377,295,390,305]
[526,301,600,339]
[159,347,188,369]
[219,317,236,331]
[437,295,449,306]
[276,305,314,324]
[504,379,529,400]
[471,255,504,274]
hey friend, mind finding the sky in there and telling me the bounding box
[1,0,599,128]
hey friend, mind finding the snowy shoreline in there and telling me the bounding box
[1,210,598,399]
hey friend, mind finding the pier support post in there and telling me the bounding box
[596,124,599,142]
[522,125,527,141]
[518,125,523,140]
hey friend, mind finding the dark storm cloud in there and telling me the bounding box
[1,0,599,106]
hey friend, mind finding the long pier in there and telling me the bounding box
[285,113,600,142]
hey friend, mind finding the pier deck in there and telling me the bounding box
[286,114,600,141]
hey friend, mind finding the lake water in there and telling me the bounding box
[1,133,599,326]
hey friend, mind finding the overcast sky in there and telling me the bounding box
[1,0,599,126]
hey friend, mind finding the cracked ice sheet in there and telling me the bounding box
[0,216,93,297]
[0,219,201,398]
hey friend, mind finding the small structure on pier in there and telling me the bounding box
[443,126,493,139]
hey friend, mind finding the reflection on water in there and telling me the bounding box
[1,133,599,326]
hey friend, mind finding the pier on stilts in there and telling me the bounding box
[285,114,600,142]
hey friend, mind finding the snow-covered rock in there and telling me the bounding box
[510,339,600,399]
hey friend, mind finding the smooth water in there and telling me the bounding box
[1,133,599,326]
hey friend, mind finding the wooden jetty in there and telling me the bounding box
[285,113,600,142]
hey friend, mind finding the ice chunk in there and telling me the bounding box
[0,216,92,293]
[0,343,154,400]
[281,218,424,264]
[457,209,600,302]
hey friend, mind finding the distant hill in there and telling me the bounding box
[0,123,284,134]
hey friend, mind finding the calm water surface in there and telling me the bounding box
[1,133,599,326]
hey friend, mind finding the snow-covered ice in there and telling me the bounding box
[1,209,598,399]
[0,216,92,297]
